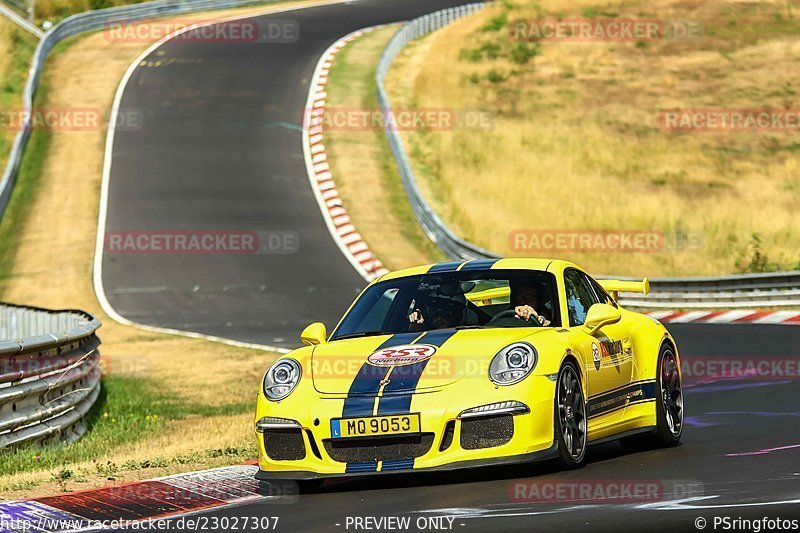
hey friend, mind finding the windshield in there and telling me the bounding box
[332,269,560,340]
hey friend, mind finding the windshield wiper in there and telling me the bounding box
[334,331,392,340]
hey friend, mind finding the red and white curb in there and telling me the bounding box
[0,465,278,532]
[646,310,800,325]
[302,27,390,282]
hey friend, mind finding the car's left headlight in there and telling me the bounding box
[263,358,302,401]
[489,342,537,385]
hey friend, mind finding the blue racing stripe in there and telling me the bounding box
[377,328,458,415]
[345,461,379,473]
[341,333,421,416]
[427,261,464,273]
[459,259,499,271]
[341,333,421,472]
[381,458,415,471]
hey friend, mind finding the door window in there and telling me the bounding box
[564,269,600,326]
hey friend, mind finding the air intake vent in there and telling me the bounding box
[263,429,306,460]
[460,414,513,450]
[323,434,434,463]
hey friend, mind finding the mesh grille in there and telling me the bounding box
[460,414,514,450]
[264,430,306,461]
[323,434,434,463]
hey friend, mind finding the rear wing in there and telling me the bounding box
[598,278,650,301]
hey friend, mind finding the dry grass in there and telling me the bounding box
[386,0,800,277]
[0,17,36,171]
[35,0,153,24]
[0,1,334,498]
[323,25,444,270]
[0,19,10,76]
[1,415,255,499]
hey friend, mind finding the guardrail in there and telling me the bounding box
[375,4,800,309]
[618,271,800,309]
[0,304,101,448]
[0,1,43,38]
[376,3,493,261]
[0,0,286,219]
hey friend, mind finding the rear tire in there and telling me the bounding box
[555,361,587,469]
[621,344,683,451]
[654,344,683,446]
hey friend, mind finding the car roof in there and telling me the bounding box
[376,258,583,283]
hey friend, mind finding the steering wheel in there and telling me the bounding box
[487,309,538,327]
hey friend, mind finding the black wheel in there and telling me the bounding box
[621,344,683,451]
[555,361,587,469]
[654,344,683,445]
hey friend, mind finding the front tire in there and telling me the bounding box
[555,361,587,469]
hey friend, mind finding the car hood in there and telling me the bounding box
[311,327,552,394]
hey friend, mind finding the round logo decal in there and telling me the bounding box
[592,343,601,364]
[367,344,437,367]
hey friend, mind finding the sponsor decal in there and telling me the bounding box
[367,344,437,367]
[601,339,623,357]
[587,381,656,418]
[592,343,601,364]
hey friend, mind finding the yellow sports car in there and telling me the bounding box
[254,258,683,485]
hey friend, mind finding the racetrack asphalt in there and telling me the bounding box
[156,324,800,532]
[102,0,472,348]
[101,1,800,531]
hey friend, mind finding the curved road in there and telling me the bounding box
[101,1,800,531]
[102,0,470,347]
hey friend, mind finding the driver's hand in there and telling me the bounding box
[409,309,424,324]
[514,305,538,322]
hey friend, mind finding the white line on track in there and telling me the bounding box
[93,0,356,355]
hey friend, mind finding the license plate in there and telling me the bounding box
[330,414,420,439]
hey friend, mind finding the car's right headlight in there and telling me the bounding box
[488,342,537,385]
[263,358,301,401]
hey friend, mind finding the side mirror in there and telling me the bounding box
[583,303,621,335]
[301,322,327,346]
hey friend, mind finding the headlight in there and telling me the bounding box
[263,358,301,401]
[489,343,537,385]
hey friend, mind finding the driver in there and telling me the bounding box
[509,279,551,326]
[408,297,463,331]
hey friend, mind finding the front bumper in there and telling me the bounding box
[255,442,558,480]
[254,375,557,478]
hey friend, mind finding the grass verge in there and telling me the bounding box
[0,1,332,500]
[0,17,37,172]
[385,0,800,277]
[323,25,444,270]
